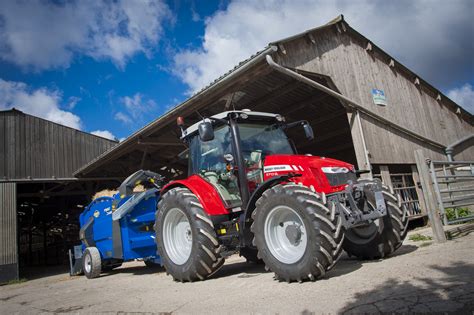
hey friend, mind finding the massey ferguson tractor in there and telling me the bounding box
[154,110,408,282]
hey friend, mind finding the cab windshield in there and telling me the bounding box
[188,121,294,208]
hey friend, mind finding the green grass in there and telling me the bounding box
[445,207,471,222]
[409,233,433,242]
[1,278,27,286]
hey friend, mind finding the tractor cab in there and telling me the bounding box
[179,110,313,209]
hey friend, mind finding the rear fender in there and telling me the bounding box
[161,175,229,216]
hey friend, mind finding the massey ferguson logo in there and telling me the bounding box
[264,165,303,173]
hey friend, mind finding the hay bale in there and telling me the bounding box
[92,189,118,200]
[133,184,145,192]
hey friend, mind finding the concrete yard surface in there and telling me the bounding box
[1,229,473,314]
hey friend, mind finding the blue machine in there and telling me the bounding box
[74,170,164,279]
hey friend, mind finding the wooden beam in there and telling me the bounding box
[411,165,428,215]
[282,93,329,116]
[347,110,372,177]
[138,140,184,147]
[414,149,446,243]
[380,165,393,187]
[245,81,300,110]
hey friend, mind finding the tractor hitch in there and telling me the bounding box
[329,179,387,228]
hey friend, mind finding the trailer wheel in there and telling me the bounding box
[343,181,409,259]
[251,184,344,282]
[155,187,224,282]
[83,247,101,279]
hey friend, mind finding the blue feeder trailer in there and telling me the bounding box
[71,170,164,279]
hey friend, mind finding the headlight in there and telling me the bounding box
[321,166,350,174]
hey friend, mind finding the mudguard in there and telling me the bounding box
[161,175,230,216]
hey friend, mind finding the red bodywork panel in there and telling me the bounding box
[161,155,354,216]
[263,155,354,194]
[161,175,230,215]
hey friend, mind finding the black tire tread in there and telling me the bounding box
[83,247,101,279]
[251,184,344,282]
[343,180,409,259]
[154,187,224,282]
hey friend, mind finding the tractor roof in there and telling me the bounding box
[183,110,279,138]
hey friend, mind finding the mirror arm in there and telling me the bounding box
[209,117,229,125]
[284,120,308,129]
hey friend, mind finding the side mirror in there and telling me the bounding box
[198,121,214,142]
[303,122,314,141]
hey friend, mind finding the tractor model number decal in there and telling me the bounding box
[264,165,302,173]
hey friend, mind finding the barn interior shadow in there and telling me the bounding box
[338,261,474,314]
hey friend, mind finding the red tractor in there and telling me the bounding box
[154,110,408,282]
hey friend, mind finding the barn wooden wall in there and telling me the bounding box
[276,26,473,164]
[0,110,117,180]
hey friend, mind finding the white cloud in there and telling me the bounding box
[0,78,82,129]
[0,0,172,70]
[114,93,157,124]
[91,130,116,140]
[173,0,473,93]
[114,112,132,124]
[447,83,474,114]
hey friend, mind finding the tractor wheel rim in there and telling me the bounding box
[163,208,192,265]
[84,253,92,273]
[264,205,307,264]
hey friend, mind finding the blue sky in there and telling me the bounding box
[0,0,473,141]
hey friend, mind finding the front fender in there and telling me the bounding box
[243,174,299,222]
[161,175,230,216]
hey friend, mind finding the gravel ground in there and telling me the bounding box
[1,227,473,314]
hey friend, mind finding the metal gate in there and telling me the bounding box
[429,160,474,225]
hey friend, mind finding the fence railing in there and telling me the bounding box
[429,160,474,225]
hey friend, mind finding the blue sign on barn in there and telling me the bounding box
[372,89,387,106]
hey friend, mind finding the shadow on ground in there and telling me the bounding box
[338,261,474,313]
[20,265,70,281]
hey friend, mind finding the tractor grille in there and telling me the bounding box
[325,171,357,187]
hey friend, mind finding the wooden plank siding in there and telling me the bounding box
[0,182,18,282]
[0,110,117,180]
[276,26,473,164]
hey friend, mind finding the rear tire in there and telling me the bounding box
[343,182,409,259]
[82,247,101,279]
[155,187,224,282]
[251,184,344,282]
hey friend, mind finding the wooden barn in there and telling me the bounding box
[0,109,118,282]
[75,15,473,220]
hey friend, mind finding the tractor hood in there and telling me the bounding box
[263,155,356,194]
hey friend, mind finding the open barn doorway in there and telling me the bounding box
[15,179,119,279]
[214,69,359,167]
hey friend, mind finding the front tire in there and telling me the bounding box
[82,247,101,279]
[155,187,224,282]
[251,184,344,282]
[343,182,409,259]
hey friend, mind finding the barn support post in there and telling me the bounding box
[414,150,446,243]
[379,166,392,187]
[411,165,428,215]
[347,110,372,178]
